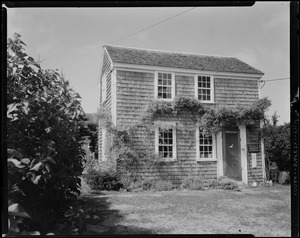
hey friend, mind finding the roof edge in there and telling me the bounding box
[103,44,238,59]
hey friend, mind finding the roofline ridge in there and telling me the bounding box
[103,44,236,59]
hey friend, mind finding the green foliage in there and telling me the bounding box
[207,176,239,190]
[142,96,206,122]
[83,170,123,191]
[199,97,271,134]
[180,175,205,190]
[142,96,271,135]
[153,180,174,191]
[262,114,290,171]
[6,33,87,235]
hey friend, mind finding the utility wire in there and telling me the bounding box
[259,77,289,89]
[107,7,197,44]
[260,77,290,82]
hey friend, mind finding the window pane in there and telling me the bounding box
[158,73,162,78]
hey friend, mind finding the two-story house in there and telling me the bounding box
[98,45,266,185]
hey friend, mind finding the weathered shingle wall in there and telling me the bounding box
[111,68,261,184]
[116,71,218,184]
[214,77,259,107]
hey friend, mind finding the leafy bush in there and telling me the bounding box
[153,180,174,191]
[6,33,88,235]
[262,116,290,171]
[83,170,123,191]
[126,178,155,192]
[208,176,239,190]
[180,176,205,190]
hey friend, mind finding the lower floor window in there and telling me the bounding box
[155,122,177,160]
[199,131,213,159]
[159,128,173,158]
[196,128,216,161]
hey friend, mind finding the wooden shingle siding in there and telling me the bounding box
[246,123,264,183]
[116,72,218,183]
[116,70,155,126]
[175,75,195,97]
[214,78,259,107]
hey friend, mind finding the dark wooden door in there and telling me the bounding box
[224,131,241,180]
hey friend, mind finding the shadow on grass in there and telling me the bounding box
[78,192,157,235]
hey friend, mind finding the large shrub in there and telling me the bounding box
[262,114,290,171]
[6,33,88,235]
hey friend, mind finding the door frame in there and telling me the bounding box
[222,128,242,181]
[216,125,248,184]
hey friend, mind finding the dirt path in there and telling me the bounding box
[79,178,291,236]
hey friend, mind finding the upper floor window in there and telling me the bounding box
[195,75,214,103]
[155,72,175,101]
[196,128,216,161]
[155,122,177,161]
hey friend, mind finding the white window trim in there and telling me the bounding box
[154,71,175,101]
[195,127,217,162]
[155,121,177,162]
[194,74,215,103]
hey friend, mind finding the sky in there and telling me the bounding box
[6,2,290,124]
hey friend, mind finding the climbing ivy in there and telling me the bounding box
[96,95,271,176]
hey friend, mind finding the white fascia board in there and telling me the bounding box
[103,47,114,67]
[112,62,264,80]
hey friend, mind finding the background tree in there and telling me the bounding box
[262,113,290,172]
[6,33,88,235]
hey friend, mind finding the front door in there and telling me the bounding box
[224,130,241,180]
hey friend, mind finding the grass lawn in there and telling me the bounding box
[79,180,291,236]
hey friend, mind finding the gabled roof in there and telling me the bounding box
[104,45,264,75]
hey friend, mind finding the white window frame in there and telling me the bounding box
[155,121,177,162]
[195,127,217,162]
[154,71,175,101]
[194,75,214,103]
[101,73,107,103]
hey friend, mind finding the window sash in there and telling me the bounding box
[155,71,175,100]
[195,75,214,103]
[155,122,177,161]
[196,128,216,161]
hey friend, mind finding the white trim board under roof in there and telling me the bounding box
[104,45,264,76]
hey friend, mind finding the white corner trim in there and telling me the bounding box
[111,69,117,126]
[239,125,248,184]
[260,120,266,181]
[217,131,223,177]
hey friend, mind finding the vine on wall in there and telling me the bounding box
[97,95,271,175]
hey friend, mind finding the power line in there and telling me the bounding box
[260,77,290,82]
[259,77,289,89]
[107,7,197,44]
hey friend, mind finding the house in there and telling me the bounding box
[98,45,266,185]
